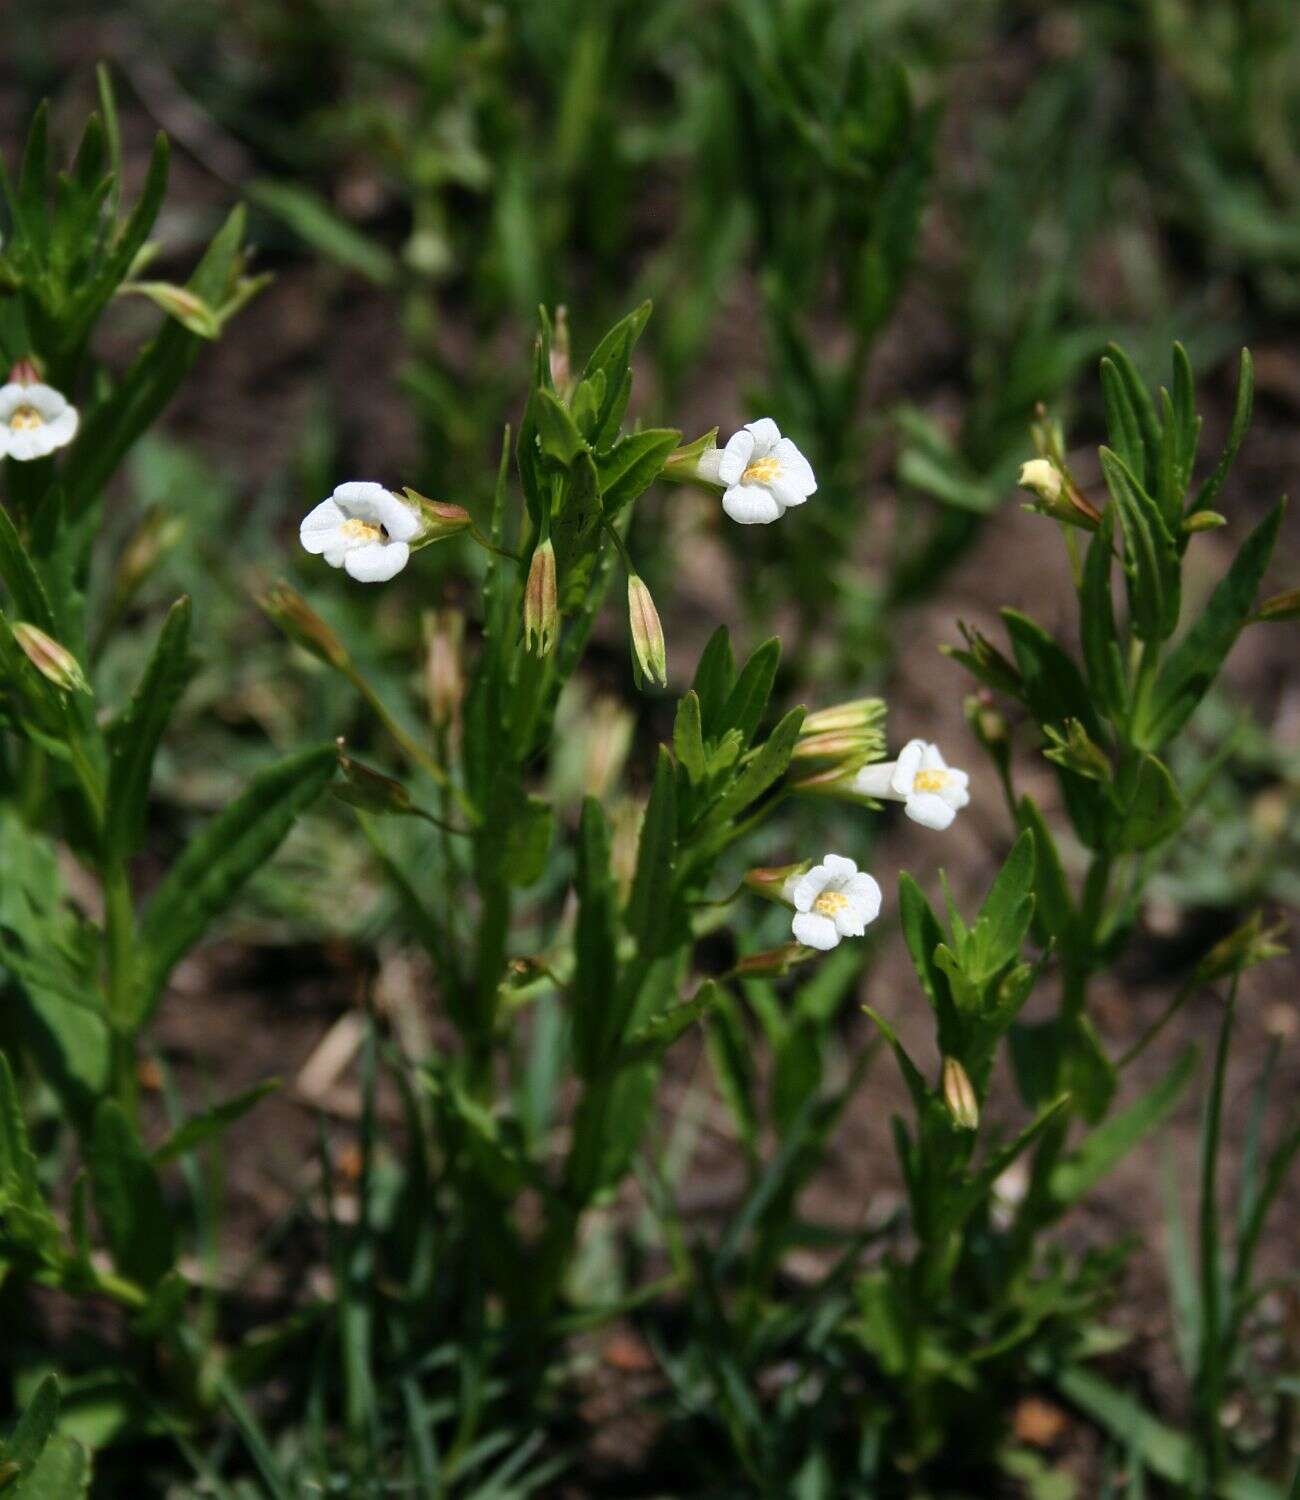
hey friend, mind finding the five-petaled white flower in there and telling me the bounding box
[300,482,421,583]
[853,739,970,831]
[0,382,79,462]
[713,418,816,525]
[787,854,882,951]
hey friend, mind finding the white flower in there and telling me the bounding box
[787,853,881,951]
[299,482,421,583]
[1018,458,1062,504]
[0,382,79,461]
[716,418,816,525]
[853,739,970,831]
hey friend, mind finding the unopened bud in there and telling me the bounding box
[524,539,558,656]
[734,942,817,978]
[1183,510,1227,534]
[801,697,887,736]
[120,280,222,338]
[790,729,881,767]
[12,623,90,694]
[402,490,474,545]
[1018,458,1101,530]
[423,608,465,729]
[627,574,667,688]
[789,764,861,801]
[942,1057,979,1131]
[334,741,413,815]
[742,862,810,907]
[1254,588,1300,623]
[549,305,572,395]
[262,582,351,671]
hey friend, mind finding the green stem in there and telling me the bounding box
[103,861,139,1119]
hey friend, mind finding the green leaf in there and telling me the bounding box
[692,626,735,733]
[772,1019,823,1133]
[1112,753,1183,852]
[152,1079,280,1164]
[90,1100,176,1288]
[700,706,804,838]
[136,744,336,1023]
[597,428,680,518]
[617,982,720,1072]
[0,503,57,636]
[717,637,780,746]
[627,748,680,959]
[534,388,588,468]
[672,691,707,783]
[1016,797,1075,955]
[1078,510,1126,722]
[104,597,195,860]
[963,830,1036,982]
[898,874,959,1054]
[1142,500,1285,747]
[1102,346,1162,491]
[1100,447,1180,642]
[1050,1047,1196,1206]
[571,798,618,1077]
[1192,348,1253,517]
[3,1376,59,1476]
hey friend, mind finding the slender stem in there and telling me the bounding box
[103,860,139,1119]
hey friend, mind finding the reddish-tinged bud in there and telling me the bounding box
[733,943,817,978]
[627,574,667,688]
[402,490,474,544]
[423,608,465,730]
[524,539,558,656]
[7,357,40,387]
[262,582,351,671]
[742,862,810,906]
[12,623,90,694]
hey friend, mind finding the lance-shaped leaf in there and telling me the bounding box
[90,1100,176,1289]
[0,502,58,636]
[615,982,720,1073]
[1101,346,1161,492]
[962,830,1036,984]
[104,597,196,860]
[571,798,618,1077]
[152,1079,280,1164]
[1079,510,1127,721]
[135,743,336,1022]
[1050,1046,1196,1207]
[597,428,680,518]
[1191,347,1253,517]
[1100,447,1180,641]
[581,301,651,450]
[1016,796,1075,956]
[898,874,960,1056]
[691,626,735,734]
[672,691,707,784]
[700,706,804,839]
[63,206,251,518]
[626,748,680,959]
[1141,500,1285,748]
[1112,752,1184,852]
[1,1374,60,1483]
[716,637,780,746]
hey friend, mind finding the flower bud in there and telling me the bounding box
[942,1057,979,1131]
[801,697,887,736]
[524,539,559,656]
[789,764,863,801]
[1254,587,1300,623]
[112,506,185,610]
[12,623,90,694]
[1018,458,1101,530]
[423,608,465,730]
[627,574,667,688]
[402,489,474,545]
[734,942,817,978]
[120,280,222,338]
[790,730,882,767]
[549,305,572,395]
[334,742,413,815]
[743,861,811,907]
[262,582,351,671]
[1183,510,1227,534]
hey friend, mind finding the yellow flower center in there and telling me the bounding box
[9,406,44,432]
[340,517,384,544]
[742,456,782,485]
[913,769,950,794]
[813,890,849,917]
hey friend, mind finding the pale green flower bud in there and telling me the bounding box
[12,623,90,694]
[262,582,351,671]
[524,539,559,656]
[942,1057,979,1131]
[627,574,667,688]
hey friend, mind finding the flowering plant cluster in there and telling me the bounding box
[1,85,1296,1500]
